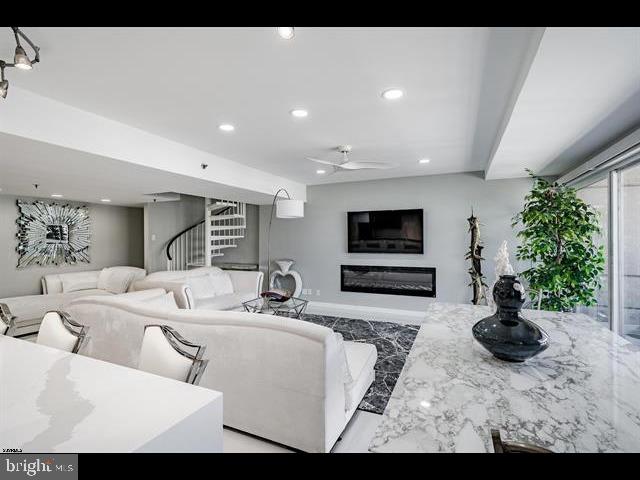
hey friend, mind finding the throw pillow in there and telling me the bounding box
[98,267,136,294]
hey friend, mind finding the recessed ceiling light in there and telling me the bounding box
[276,27,295,40]
[218,124,235,132]
[316,169,326,175]
[418,158,431,164]
[51,194,63,198]
[381,88,404,100]
[101,198,111,203]
[290,109,308,118]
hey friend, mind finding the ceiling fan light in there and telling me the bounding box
[14,45,32,70]
[0,80,8,99]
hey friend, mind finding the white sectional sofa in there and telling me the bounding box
[67,294,377,453]
[0,267,146,336]
[132,266,263,311]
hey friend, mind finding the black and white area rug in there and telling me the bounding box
[298,314,420,415]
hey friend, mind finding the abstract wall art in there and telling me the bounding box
[16,200,91,268]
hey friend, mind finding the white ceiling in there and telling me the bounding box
[4,27,495,185]
[1,27,639,205]
[486,27,640,179]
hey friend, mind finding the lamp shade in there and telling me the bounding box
[276,199,304,219]
[14,46,32,70]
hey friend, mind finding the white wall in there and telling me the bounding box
[0,195,143,297]
[260,172,532,310]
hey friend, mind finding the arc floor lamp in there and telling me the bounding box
[266,188,304,292]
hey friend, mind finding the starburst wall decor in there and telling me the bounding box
[16,200,91,268]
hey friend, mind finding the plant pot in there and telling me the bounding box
[472,275,550,362]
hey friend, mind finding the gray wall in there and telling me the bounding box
[260,172,532,310]
[144,194,205,273]
[0,195,144,298]
[144,196,260,273]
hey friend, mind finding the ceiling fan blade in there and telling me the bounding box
[307,157,340,166]
[340,161,395,170]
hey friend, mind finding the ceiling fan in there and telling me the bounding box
[307,145,395,173]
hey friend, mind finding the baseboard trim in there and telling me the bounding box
[306,301,427,324]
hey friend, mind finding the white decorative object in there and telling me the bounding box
[269,259,303,297]
[487,241,517,309]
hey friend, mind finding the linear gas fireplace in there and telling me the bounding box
[341,265,436,297]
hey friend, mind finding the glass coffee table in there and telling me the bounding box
[242,296,308,318]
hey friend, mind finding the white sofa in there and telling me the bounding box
[132,266,263,311]
[67,293,377,453]
[0,267,146,336]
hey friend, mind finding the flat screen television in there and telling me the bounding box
[347,209,423,254]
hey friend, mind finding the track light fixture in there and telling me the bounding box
[0,65,8,99]
[0,27,40,100]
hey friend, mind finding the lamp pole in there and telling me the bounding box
[266,188,292,292]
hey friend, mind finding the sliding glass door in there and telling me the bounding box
[621,164,640,344]
[578,162,640,345]
[577,178,609,324]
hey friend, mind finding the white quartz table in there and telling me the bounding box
[0,336,223,452]
[369,303,640,453]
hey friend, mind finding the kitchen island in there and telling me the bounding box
[369,303,640,453]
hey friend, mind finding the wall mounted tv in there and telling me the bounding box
[347,209,423,254]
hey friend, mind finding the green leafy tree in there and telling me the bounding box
[512,171,605,311]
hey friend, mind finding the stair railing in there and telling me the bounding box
[166,220,205,271]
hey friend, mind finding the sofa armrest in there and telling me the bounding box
[225,270,264,297]
[131,280,194,309]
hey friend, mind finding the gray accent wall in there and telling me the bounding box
[259,172,532,310]
[0,195,143,297]
[144,195,260,273]
[144,194,206,274]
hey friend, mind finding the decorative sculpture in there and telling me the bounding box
[16,200,91,268]
[487,240,516,309]
[466,209,487,305]
[269,259,302,298]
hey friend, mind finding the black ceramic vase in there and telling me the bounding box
[472,275,550,362]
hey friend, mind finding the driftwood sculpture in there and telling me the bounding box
[466,209,487,305]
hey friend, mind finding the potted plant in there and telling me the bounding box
[512,171,605,312]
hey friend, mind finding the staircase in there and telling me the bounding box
[166,198,247,271]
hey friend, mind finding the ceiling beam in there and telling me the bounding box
[0,87,306,203]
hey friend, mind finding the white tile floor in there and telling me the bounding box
[223,410,384,453]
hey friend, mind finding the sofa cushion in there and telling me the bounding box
[334,333,354,384]
[343,342,378,411]
[98,267,138,294]
[141,292,179,310]
[60,271,100,293]
[195,292,256,311]
[183,275,217,300]
[209,272,234,296]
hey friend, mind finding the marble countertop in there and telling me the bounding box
[0,336,223,452]
[369,303,640,453]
